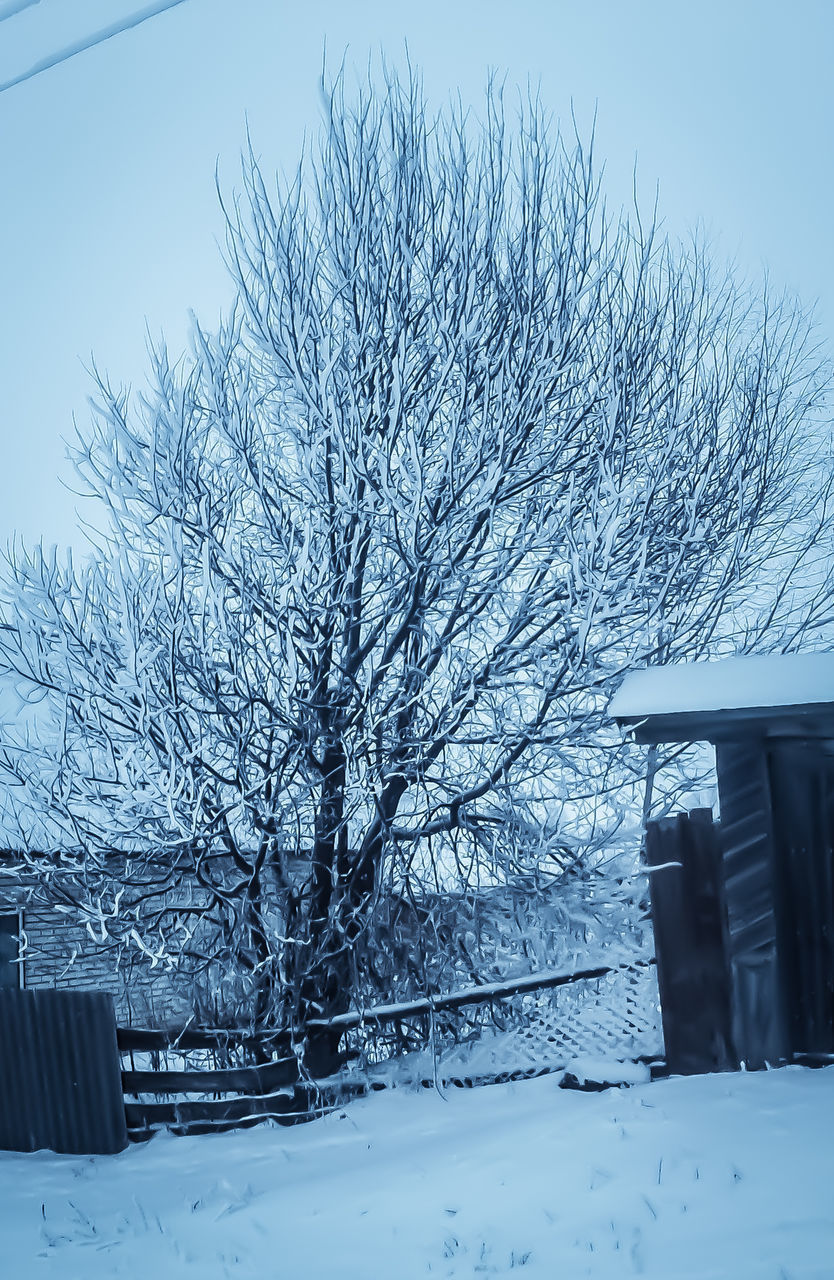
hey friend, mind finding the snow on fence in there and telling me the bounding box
[118,1024,304,1139]
[117,956,662,1140]
[332,954,662,1083]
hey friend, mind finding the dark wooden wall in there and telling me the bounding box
[644,808,735,1074]
[766,741,834,1055]
[649,741,834,1074]
[715,741,791,1068]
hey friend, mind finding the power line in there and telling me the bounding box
[0,0,191,95]
[0,1,40,23]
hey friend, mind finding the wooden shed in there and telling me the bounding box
[611,651,834,1073]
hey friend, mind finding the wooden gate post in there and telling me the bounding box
[644,808,736,1075]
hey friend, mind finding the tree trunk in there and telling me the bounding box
[301,772,409,1077]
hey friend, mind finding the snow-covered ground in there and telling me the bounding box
[3,1066,833,1278]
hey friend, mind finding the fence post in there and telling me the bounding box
[644,808,736,1075]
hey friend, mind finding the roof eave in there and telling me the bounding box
[614,701,834,745]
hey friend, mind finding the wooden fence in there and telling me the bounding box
[118,1024,369,1139]
[117,958,652,1140]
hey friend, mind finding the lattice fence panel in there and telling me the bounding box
[342,958,662,1087]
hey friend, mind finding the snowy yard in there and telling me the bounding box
[3,1066,833,1279]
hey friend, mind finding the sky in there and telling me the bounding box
[1,0,833,550]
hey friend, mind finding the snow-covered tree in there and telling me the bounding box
[0,70,831,1066]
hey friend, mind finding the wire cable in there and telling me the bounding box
[0,0,191,95]
[0,1,40,24]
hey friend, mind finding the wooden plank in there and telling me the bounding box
[766,742,834,1054]
[125,1089,297,1127]
[122,1056,299,1095]
[645,808,735,1075]
[293,1079,370,1110]
[716,742,790,1067]
[127,1107,330,1139]
[791,1051,834,1067]
[305,961,623,1033]
[116,1026,292,1053]
[124,1079,368,1128]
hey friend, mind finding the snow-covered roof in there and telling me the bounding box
[609,651,834,743]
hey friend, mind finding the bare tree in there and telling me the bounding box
[0,70,830,1067]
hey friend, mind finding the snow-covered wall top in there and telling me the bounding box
[609,651,834,720]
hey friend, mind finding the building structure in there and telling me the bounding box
[611,651,834,1070]
[0,867,188,1023]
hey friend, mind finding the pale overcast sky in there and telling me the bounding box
[1,0,833,549]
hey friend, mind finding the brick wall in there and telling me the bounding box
[2,892,190,1025]
[0,857,301,1028]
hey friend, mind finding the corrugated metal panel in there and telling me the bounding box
[0,988,127,1154]
[715,741,790,1067]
